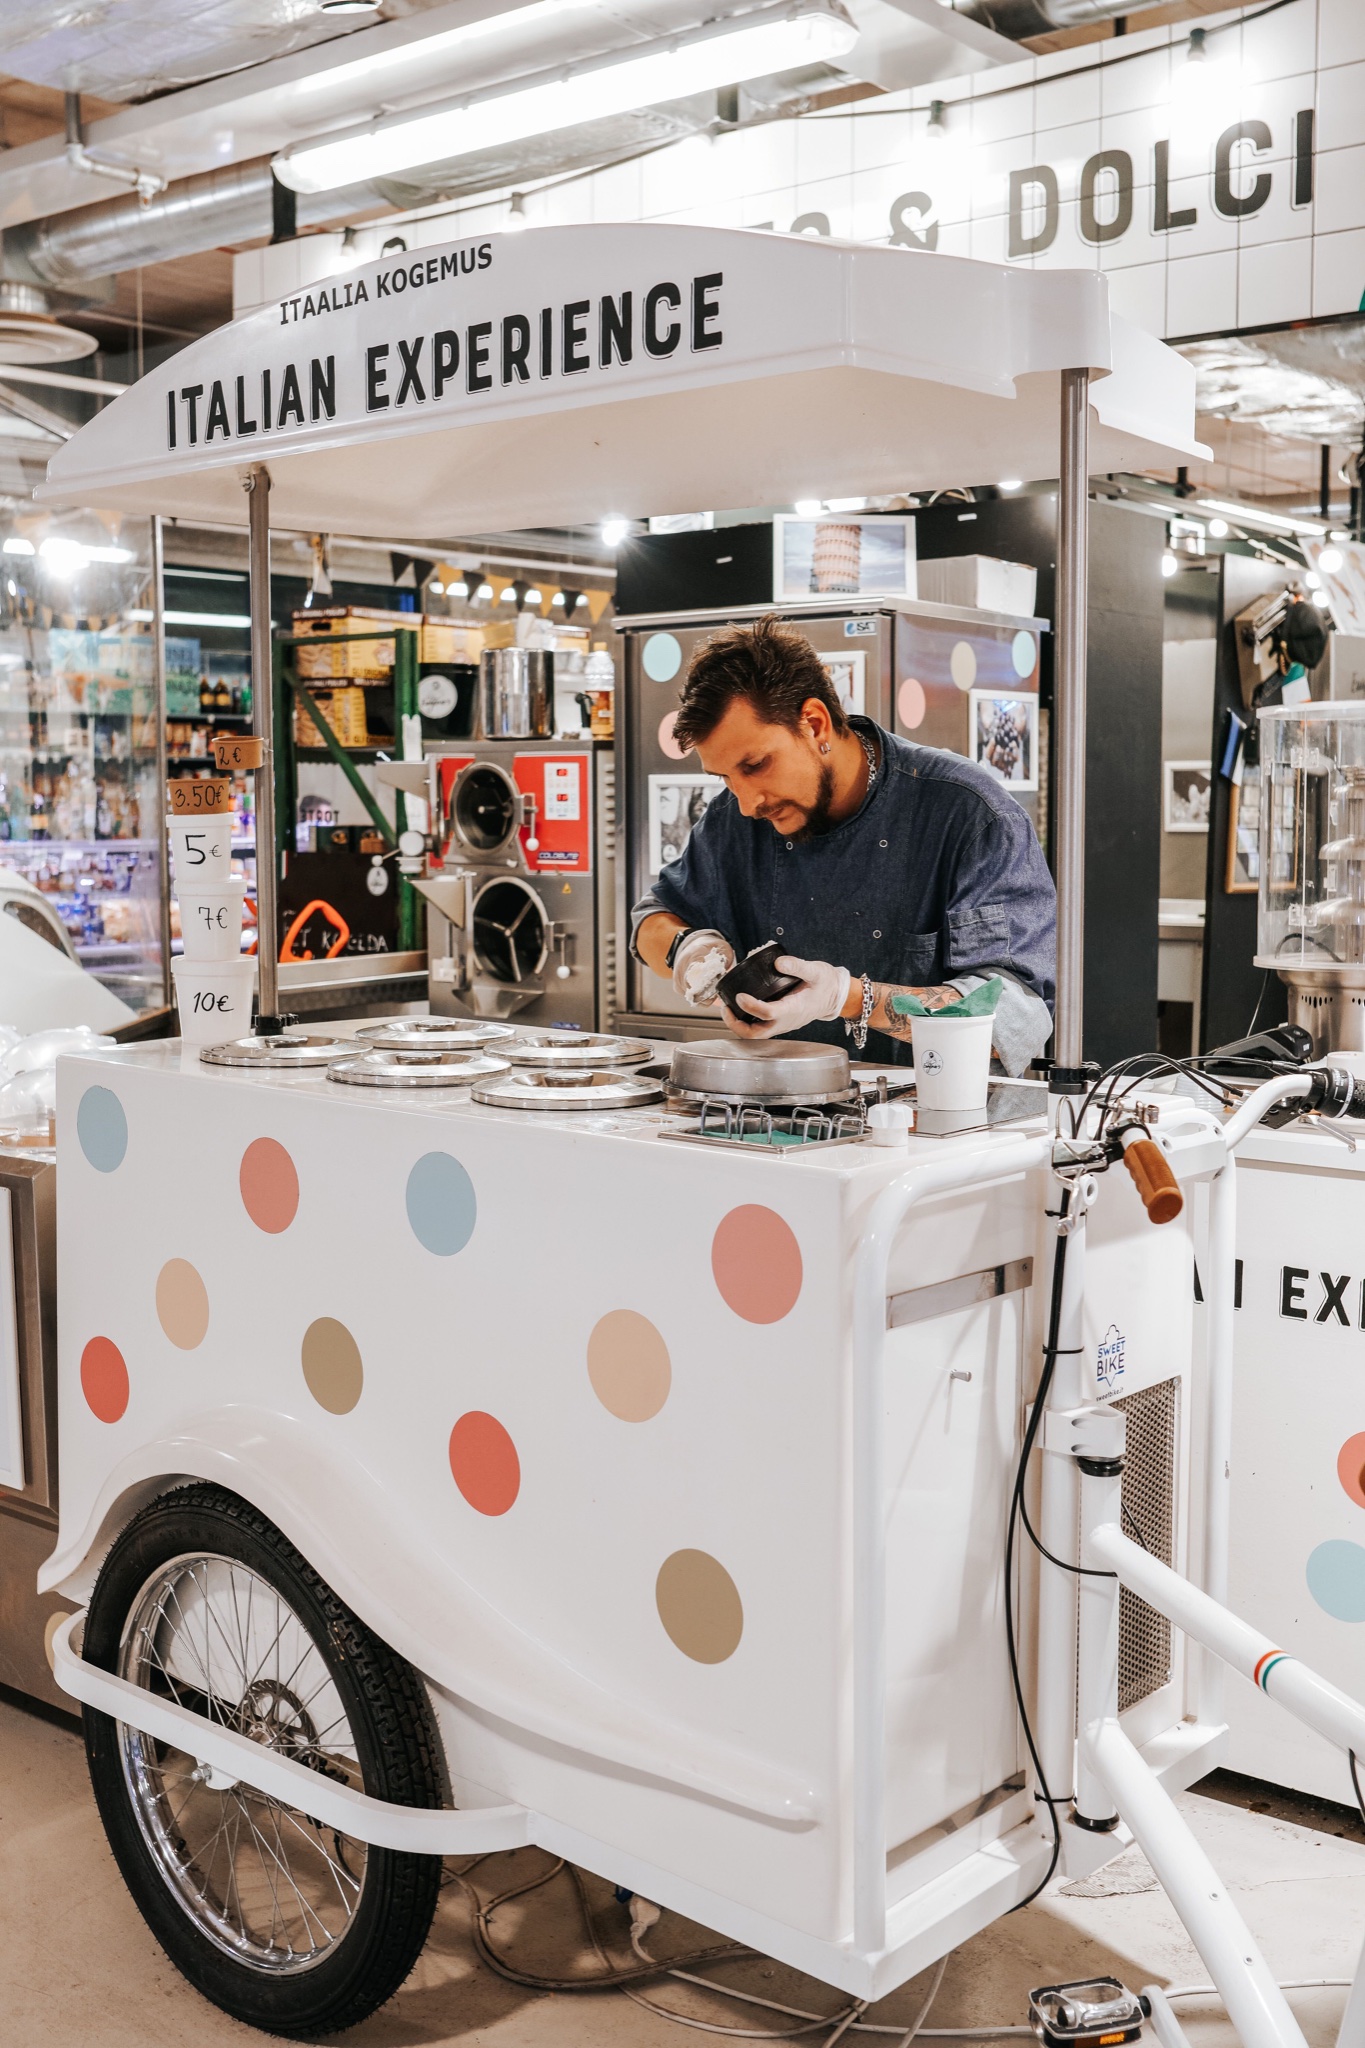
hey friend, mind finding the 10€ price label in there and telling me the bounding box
[169,777,231,815]
[211,735,265,772]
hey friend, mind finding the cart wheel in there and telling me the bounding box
[82,1483,443,2038]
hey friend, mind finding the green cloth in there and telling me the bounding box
[888,974,1004,1020]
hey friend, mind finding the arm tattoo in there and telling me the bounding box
[868,983,961,1042]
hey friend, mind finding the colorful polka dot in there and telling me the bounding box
[240,1137,299,1234]
[643,632,683,683]
[1012,631,1037,679]
[897,677,926,731]
[81,1336,128,1423]
[658,711,689,761]
[449,1411,520,1515]
[406,1151,477,1256]
[1338,1433,1365,1511]
[1306,1539,1365,1622]
[301,1317,363,1415]
[949,640,977,691]
[656,1550,743,1663]
[711,1205,803,1324]
[156,1259,209,1350]
[77,1086,126,1173]
[588,1310,671,1421]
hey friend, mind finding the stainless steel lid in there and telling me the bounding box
[200,1034,351,1067]
[502,1029,653,1068]
[355,1017,515,1051]
[327,1049,511,1088]
[669,1038,852,1106]
[471,1068,664,1110]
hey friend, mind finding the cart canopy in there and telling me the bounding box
[39,223,1205,538]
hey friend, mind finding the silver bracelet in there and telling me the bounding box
[846,973,874,1052]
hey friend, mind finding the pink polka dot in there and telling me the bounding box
[711,1206,803,1324]
[240,1137,299,1234]
[1339,1433,1365,1510]
[897,677,927,730]
[81,1336,128,1424]
[449,1411,520,1515]
[658,712,690,760]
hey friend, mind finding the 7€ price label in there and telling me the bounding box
[211,734,265,772]
[169,776,231,815]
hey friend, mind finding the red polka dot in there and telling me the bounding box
[711,1205,803,1324]
[239,1138,299,1234]
[897,677,927,730]
[657,712,690,761]
[81,1337,128,1424]
[449,1411,520,1515]
[1338,1432,1365,1510]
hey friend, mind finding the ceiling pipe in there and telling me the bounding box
[4,157,382,290]
[951,0,1173,34]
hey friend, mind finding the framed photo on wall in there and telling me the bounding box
[1165,760,1212,834]
[968,689,1038,792]
[1225,768,1261,895]
[820,649,866,718]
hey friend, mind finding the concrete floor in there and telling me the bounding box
[3,1692,1364,2048]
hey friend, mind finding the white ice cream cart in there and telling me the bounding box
[27,225,1365,2048]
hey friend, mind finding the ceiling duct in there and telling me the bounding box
[948,0,1177,36]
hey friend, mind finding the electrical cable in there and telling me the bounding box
[1002,1188,1072,1906]
[1349,1750,1365,1833]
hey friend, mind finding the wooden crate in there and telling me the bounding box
[294,686,369,750]
[292,606,418,681]
[420,618,485,665]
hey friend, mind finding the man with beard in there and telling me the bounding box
[631,616,1055,1073]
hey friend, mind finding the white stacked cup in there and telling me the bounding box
[168,808,256,1042]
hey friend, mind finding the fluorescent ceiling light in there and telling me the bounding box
[124,607,253,627]
[1197,498,1327,539]
[275,2,859,194]
[998,480,1022,493]
[3,536,34,556]
[793,499,823,517]
[827,496,866,511]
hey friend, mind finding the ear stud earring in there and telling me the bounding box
[819,741,831,755]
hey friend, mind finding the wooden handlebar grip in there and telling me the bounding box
[1123,1138,1183,1225]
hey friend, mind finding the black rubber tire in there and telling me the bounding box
[82,1483,444,2038]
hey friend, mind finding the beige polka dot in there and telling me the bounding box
[156,1258,209,1350]
[656,1550,743,1664]
[301,1316,363,1415]
[950,640,977,690]
[588,1310,671,1422]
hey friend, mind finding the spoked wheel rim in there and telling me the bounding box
[116,1551,368,1976]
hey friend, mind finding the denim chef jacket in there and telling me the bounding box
[631,720,1057,1072]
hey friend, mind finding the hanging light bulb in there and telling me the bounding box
[1207,517,1229,538]
[1320,546,1344,574]
[504,192,528,233]
[600,518,628,547]
[1161,550,1179,578]
[926,99,947,141]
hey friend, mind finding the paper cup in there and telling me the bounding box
[911,1011,994,1112]
[168,813,233,886]
[172,957,256,1044]
[178,881,248,961]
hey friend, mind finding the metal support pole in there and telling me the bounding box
[245,465,284,1031]
[149,514,171,1009]
[394,624,422,954]
[1053,368,1091,1074]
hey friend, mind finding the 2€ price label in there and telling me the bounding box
[211,735,265,773]
[169,777,231,815]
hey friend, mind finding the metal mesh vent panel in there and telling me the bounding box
[1114,1376,1178,1714]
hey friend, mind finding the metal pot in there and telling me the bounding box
[668,1038,853,1107]
[476,647,553,738]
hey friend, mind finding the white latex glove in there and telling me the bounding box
[670,928,736,1009]
[728,956,851,1039]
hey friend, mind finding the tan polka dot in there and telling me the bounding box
[156,1259,209,1350]
[588,1310,671,1421]
[656,1550,743,1664]
[301,1316,363,1415]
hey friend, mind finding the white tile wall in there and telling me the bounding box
[235,0,1364,343]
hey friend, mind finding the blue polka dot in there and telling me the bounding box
[643,632,682,683]
[77,1086,127,1173]
[405,1151,476,1256]
[1306,1539,1365,1621]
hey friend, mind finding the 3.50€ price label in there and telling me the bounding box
[169,776,231,815]
[211,734,265,773]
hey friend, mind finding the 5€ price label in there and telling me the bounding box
[211,735,265,773]
[169,777,231,815]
